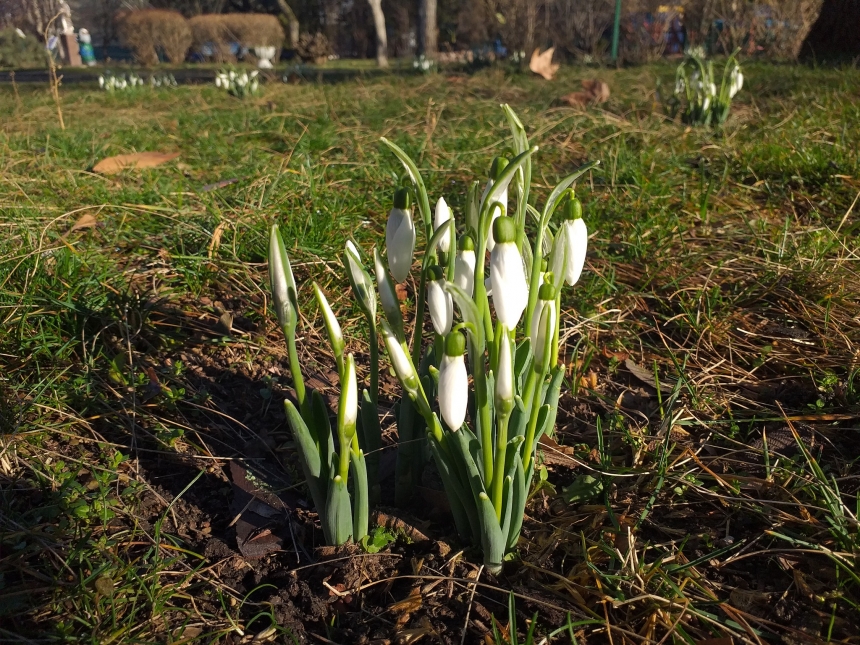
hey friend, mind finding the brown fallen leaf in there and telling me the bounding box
[93,151,180,175]
[68,213,98,233]
[562,79,610,108]
[395,283,408,302]
[529,47,559,80]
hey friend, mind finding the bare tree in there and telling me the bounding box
[274,0,300,47]
[419,0,437,56]
[367,0,388,66]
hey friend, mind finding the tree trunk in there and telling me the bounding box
[367,0,388,67]
[419,0,437,57]
[275,0,300,48]
[800,0,860,60]
[524,0,537,57]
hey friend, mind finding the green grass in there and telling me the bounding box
[2,61,859,643]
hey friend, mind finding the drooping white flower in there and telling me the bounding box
[427,266,453,336]
[550,206,588,287]
[454,235,476,297]
[98,75,104,89]
[385,188,416,283]
[438,331,468,430]
[434,197,453,253]
[489,217,528,328]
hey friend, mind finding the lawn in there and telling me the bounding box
[1,62,859,643]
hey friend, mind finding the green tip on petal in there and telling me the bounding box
[539,281,556,300]
[444,330,466,357]
[394,187,411,209]
[489,156,509,180]
[428,265,444,281]
[492,216,517,245]
[458,234,475,252]
[564,196,583,221]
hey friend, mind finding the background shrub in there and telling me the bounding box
[0,28,49,68]
[119,9,191,65]
[190,14,284,62]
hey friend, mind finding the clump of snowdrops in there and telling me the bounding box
[215,68,260,98]
[413,54,437,73]
[268,105,598,571]
[662,49,743,126]
[98,71,144,92]
[149,72,178,88]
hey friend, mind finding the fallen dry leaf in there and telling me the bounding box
[529,47,559,80]
[68,213,98,234]
[395,283,408,302]
[562,79,610,108]
[93,151,180,175]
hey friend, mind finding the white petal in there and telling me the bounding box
[566,218,588,286]
[427,280,453,335]
[434,197,452,253]
[529,299,546,347]
[438,354,468,429]
[490,242,528,328]
[454,250,476,297]
[386,208,416,283]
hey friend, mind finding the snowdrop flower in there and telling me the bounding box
[385,188,416,283]
[381,321,418,392]
[489,217,528,328]
[529,281,557,371]
[702,95,711,112]
[344,241,376,320]
[708,82,717,97]
[434,197,453,253]
[268,224,298,331]
[338,353,358,440]
[438,331,468,430]
[483,157,509,252]
[373,247,403,335]
[550,198,588,287]
[426,266,453,336]
[313,283,344,363]
[494,329,514,415]
[250,79,259,93]
[454,234,476,297]
[98,75,104,89]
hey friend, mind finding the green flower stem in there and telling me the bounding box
[338,434,350,481]
[473,359,493,483]
[550,290,562,369]
[522,366,548,473]
[284,324,307,413]
[491,413,510,519]
[411,267,428,365]
[369,324,379,405]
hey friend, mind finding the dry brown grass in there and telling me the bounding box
[118,9,191,65]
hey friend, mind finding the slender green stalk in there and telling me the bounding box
[491,414,510,518]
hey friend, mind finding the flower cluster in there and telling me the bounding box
[268,105,598,572]
[662,49,743,126]
[412,54,437,73]
[215,68,260,98]
[98,71,144,91]
[149,72,178,88]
